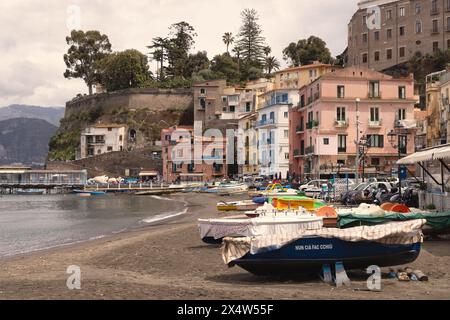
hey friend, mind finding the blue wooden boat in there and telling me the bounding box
[232,237,421,276]
[73,190,106,196]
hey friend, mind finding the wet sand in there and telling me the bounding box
[0,193,449,300]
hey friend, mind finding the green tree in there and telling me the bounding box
[184,51,210,78]
[99,49,153,92]
[166,21,197,78]
[282,36,332,67]
[210,53,240,84]
[235,9,267,76]
[63,30,112,95]
[222,32,234,54]
[264,56,281,75]
[147,37,169,81]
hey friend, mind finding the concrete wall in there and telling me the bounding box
[65,88,193,118]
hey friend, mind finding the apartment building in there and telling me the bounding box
[290,67,417,179]
[161,126,230,183]
[425,70,450,146]
[257,89,300,178]
[79,124,127,159]
[348,0,450,71]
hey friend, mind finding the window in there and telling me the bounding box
[387,49,393,60]
[432,20,439,33]
[386,10,392,20]
[399,26,405,36]
[369,81,380,98]
[415,4,421,14]
[285,153,290,160]
[416,21,422,33]
[222,96,227,103]
[336,107,346,121]
[270,111,275,120]
[432,0,438,13]
[387,29,392,39]
[371,158,381,166]
[119,135,123,142]
[447,0,450,11]
[284,112,289,118]
[337,85,345,98]
[199,98,206,109]
[338,135,347,153]
[323,138,330,145]
[362,53,368,63]
[433,41,439,52]
[370,108,380,124]
[399,86,406,99]
[399,7,405,16]
[107,146,113,151]
[200,88,206,95]
[284,130,289,139]
[447,39,450,49]
[246,102,251,112]
[374,31,379,41]
[398,108,406,120]
[447,17,450,31]
[363,15,367,26]
[108,127,112,132]
[262,114,267,122]
[363,33,368,43]
[399,47,406,57]
[229,105,235,112]
[374,51,380,61]
[367,135,384,148]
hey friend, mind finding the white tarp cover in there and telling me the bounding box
[433,146,450,160]
[222,219,426,265]
[198,216,323,241]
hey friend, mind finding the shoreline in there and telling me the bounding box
[0,193,449,300]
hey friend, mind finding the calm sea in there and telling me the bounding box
[0,193,187,258]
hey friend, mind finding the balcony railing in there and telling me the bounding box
[368,119,383,128]
[368,92,382,99]
[294,149,301,158]
[305,146,315,155]
[256,118,276,127]
[334,119,349,128]
[306,120,319,129]
[338,147,347,153]
[431,8,440,15]
[296,125,304,133]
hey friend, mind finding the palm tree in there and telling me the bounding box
[263,46,271,57]
[264,56,281,75]
[222,32,234,54]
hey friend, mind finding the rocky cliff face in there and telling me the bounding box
[0,118,58,165]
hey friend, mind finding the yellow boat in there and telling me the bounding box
[271,196,326,212]
[248,183,299,197]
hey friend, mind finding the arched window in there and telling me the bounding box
[415,20,422,34]
[129,129,137,141]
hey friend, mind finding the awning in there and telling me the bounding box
[434,146,450,160]
[139,171,158,177]
[397,144,450,164]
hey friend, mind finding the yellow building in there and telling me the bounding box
[274,62,337,90]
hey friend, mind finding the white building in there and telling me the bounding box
[79,124,127,159]
[257,89,299,178]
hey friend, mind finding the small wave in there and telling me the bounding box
[141,207,188,224]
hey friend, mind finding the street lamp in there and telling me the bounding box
[359,135,370,182]
[387,129,409,200]
[355,98,361,183]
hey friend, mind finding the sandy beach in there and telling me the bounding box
[0,192,449,300]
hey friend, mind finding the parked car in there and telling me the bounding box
[299,180,328,197]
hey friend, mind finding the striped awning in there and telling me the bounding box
[397,144,450,164]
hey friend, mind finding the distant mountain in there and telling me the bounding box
[0,104,65,127]
[0,118,58,165]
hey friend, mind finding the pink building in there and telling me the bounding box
[161,126,228,183]
[289,67,417,180]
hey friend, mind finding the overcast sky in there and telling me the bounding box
[0,0,357,108]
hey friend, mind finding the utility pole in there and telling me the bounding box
[355,98,361,183]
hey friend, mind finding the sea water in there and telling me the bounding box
[0,193,187,258]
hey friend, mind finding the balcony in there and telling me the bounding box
[368,92,382,99]
[307,96,313,105]
[305,146,315,155]
[294,149,301,158]
[296,125,304,134]
[334,119,349,128]
[338,147,347,153]
[431,8,440,15]
[306,120,319,130]
[256,118,276,128]
[314,92,320,101]
[368,119,383,128]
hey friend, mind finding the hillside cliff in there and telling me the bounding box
[48,88,194,161]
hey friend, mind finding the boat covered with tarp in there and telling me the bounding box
[222,219,425,276]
